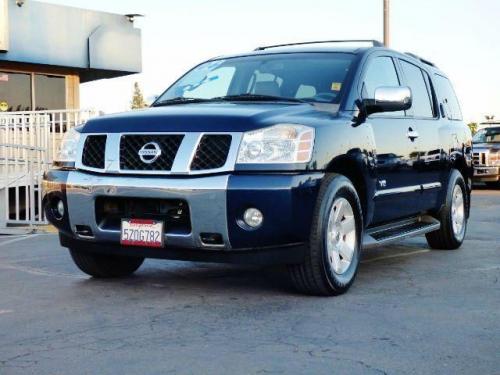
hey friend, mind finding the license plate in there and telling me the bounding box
[121,219,164,248]
[474,168,494,176]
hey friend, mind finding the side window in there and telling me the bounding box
[433,74,463,120]
[362,56,403,117]
[421,70,438,117]
[399,60,434,118]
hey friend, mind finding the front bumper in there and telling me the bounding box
[473,166,500,182]
[43,169,323,262]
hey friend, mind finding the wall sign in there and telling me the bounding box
[0,0,8,52]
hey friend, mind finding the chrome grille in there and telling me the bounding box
[472,152,487,166]
[77,132,240,174]
[120,134,184,171]
[82,135,106,169]
[191,135,232,170]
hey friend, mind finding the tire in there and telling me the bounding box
[426,169,468,250]
[288,174,363,296]
[69,249,144,278]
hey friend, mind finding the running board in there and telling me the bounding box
[362,215,440,249]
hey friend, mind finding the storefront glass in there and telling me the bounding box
[0,71,32,112]
[0,71,66,112]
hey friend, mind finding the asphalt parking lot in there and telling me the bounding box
[0,188,499,375]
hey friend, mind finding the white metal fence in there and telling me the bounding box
[0,109,97,232]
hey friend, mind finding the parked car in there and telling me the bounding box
[472,126,500,187]
[43,40,472,295]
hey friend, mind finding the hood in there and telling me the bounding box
[473,143,500,152]
[81,102,339,133]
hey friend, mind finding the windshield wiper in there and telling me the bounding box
[152,97,212,107]
[213,94,308,103]
[152,94,309,107]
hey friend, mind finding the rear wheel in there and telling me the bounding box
[426,170,468,250]
[69,249,144,278]
[288,174,363,296]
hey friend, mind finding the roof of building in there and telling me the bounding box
[0,0,142,82]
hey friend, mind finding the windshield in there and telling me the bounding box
[155,53,354,105]
[473,127,500,143]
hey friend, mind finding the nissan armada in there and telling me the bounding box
[43,40,472,295]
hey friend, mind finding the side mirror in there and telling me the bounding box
[354,86,412,125]
[372,86,412,113]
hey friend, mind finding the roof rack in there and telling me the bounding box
[254,39,384,51]
[404,52,436,67]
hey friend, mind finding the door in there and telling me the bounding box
[398,59,445,212]
[361,56,420,224]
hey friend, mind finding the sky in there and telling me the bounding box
[44,0,500,123]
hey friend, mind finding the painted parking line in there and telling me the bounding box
[0,233,85,279]
[0,234,40,248]
[361,249,430,264]
[0,262,86,279]
[0,233,56,248]
[0,234,31,240]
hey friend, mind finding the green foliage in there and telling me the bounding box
[130,82,148,110]
[467,122,478,135]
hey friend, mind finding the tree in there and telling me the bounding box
[130,82,148,110]
[467,122,478,135]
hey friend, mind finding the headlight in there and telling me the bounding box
[237,124,315,164]
[489,152,500,166]
[54,128,81,164]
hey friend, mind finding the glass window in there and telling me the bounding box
[157,53,354,104]
[0,71,32,112]
[362,56,403,117]
[34,74,66,110]
[433,74,463,120]
[247,71,284,95]
[177,66,236,99]
[472,127,500,144]
[421,70,437,117]
[400,60,434,118]
[295,84,317,99]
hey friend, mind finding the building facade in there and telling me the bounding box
[0,0,142,112]
[0,0,142,232]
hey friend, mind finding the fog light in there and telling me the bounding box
[51,198,65,220]
[243,208,263,228]
[57,200,65,217]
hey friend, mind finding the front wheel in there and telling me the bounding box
[426,170,468,250]
[70,249,144,278]
[288,174,363,296]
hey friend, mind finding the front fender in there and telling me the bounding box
[315,118,378,226]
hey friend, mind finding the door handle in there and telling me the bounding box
[407,128,419,141]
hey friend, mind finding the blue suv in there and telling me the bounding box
[43,40,472,295]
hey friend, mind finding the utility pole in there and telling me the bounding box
[383,0,390,47]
